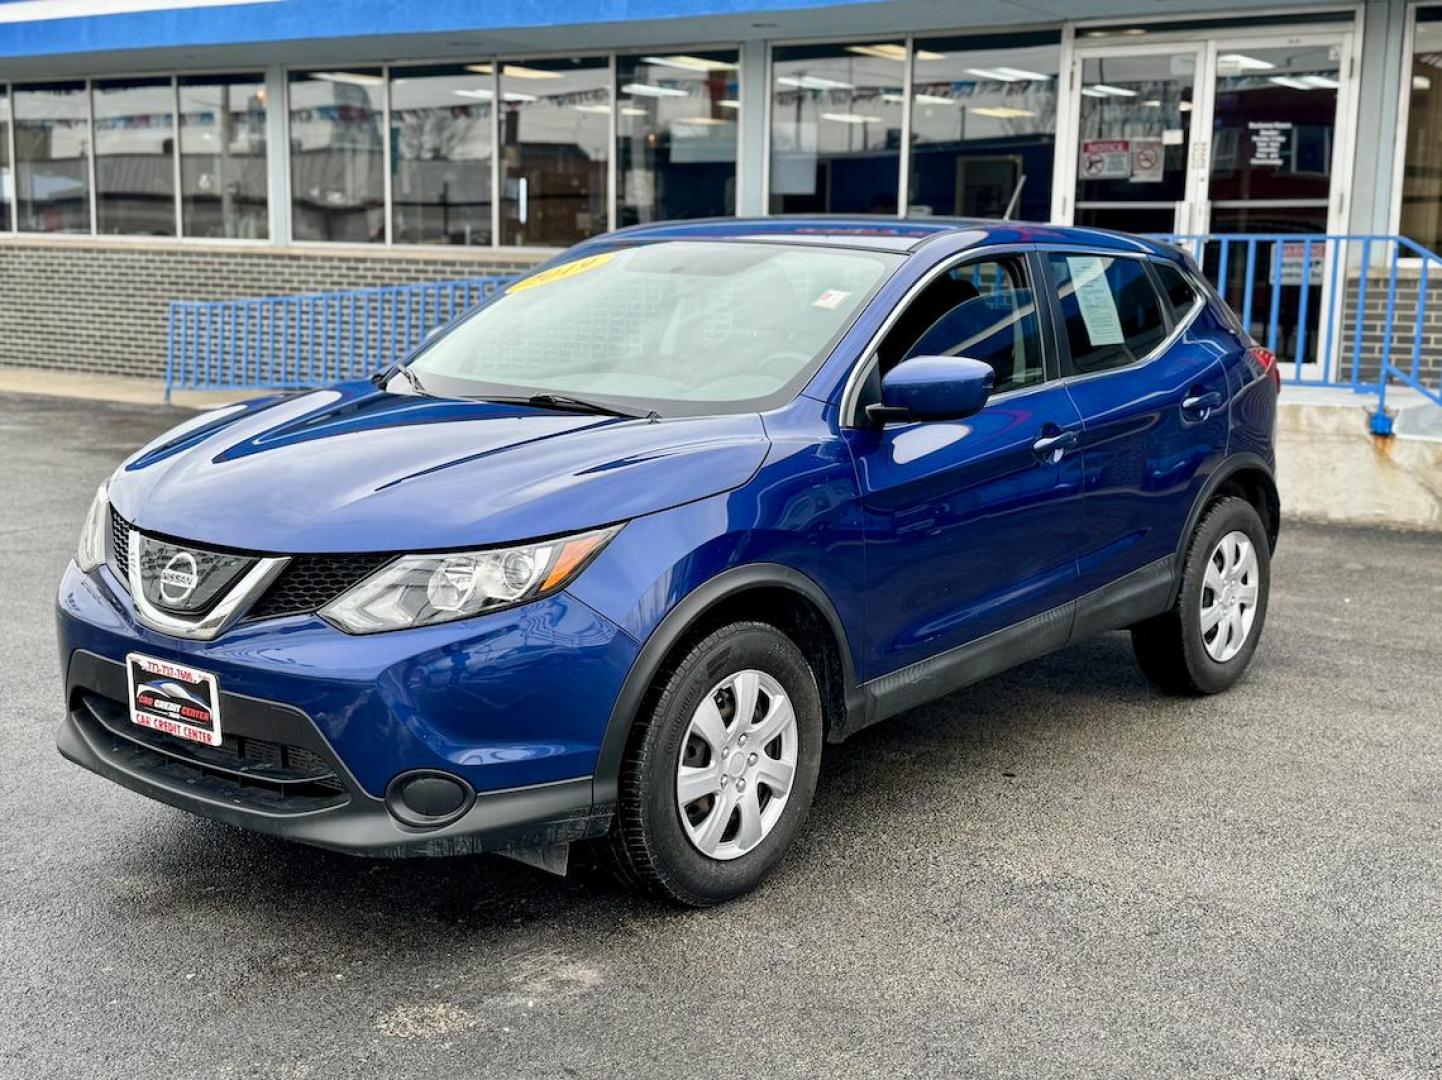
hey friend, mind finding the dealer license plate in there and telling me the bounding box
[126,653,223,747]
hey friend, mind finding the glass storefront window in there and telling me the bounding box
[909,32,1060,220]
[497,57,610,247]
[391,64,493,246]
[14,81,90,234]
[179,73,268,240]
[289,69,385,243]
[93,77,175,236]
[616,51,739,226]
[769,42,904,215]
[0,86,10,231]
[1402,15,1442,254]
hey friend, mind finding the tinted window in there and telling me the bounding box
[769,42,904,214]
[94,77,176,236]
[14,82,90,234]
[1046,253,1166,376]
[179,74,268,240]
[617,51,739,226]
[289,69,385,243]
[879,254,1044,396]
[389,64,493,246]
[1154,261,1200,320]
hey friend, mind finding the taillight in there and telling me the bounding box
[1249,345,1280,393]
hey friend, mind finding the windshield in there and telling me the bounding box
[407,240,901,415]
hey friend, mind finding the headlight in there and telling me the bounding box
[320,525,622,634]
[76,481,110,573]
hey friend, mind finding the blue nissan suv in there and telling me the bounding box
[57,218,1280,905]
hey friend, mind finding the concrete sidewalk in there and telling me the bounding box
[0,366,261,410]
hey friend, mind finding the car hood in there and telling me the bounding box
[110,382,769,553]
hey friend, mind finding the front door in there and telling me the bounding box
[845,250,1086,681]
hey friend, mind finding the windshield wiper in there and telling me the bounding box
[484,393,655,420]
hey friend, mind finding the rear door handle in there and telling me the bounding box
[1181,390,1223,418]
[1032,429,1078,462]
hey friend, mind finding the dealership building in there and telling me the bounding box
[0,0,1437,387]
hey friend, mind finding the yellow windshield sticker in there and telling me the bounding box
[508,252,617,294]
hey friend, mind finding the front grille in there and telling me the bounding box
[246,552,393,621]
[107,506,389,623]
[79,691,348,809]
[110,507,131,574]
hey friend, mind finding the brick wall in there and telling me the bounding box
[0,238,543,380]
[1344,272,1442,391]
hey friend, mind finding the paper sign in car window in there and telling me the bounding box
[508,252,616,295]
[812,289,851,310]
[1065,256,1125,347]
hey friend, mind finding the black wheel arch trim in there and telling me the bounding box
[591,562,862,809]
[1170,453,1279,607]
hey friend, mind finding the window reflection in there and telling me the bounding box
[179,73,268,239]
[289,69,385,243]
[769,43,904,215]
[391,64,494,246]
[0,87,10,231]
[1401,18,1442,252]
[616,51,739,225]
[14,81,90,234]
[908,33,1059,220]
[93,77,175,236]
[497,57,609,247]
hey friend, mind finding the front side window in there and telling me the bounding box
[616,51,739,226]
[411,240,900,414]
[878,253,1044,396]
[769,42,904,215]
[14,81,90,234]
[93,77,175,236]
[390,64,493,246]
[179,73,268,239]
[289,69,385,243]
[1045,253,1166,376]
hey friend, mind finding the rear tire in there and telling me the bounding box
[609,621,823,907]
[1132,496,1271,695]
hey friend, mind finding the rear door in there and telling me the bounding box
[1040,250,1231,596]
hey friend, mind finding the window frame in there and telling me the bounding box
[1034,245,1206,385]
[840,244,1064,427]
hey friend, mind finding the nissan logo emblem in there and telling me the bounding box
[158,552,200,606]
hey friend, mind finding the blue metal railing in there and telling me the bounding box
[165,276,513,401]
[1161,234,1442,433]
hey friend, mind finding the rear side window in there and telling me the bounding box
[878,253,1045,396]
[1045,253,1167,377]
[1154,261,1201,321]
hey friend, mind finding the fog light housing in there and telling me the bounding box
[385,770,475,828]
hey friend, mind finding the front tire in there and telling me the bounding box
[609,622,823,907]
[1132,496,1271,695]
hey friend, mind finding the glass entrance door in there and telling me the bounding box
[1067,45,1206,232]
[1199,33,1354,371]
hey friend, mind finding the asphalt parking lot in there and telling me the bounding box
[2,391,1439,1079]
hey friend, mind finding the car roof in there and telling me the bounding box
[594,215,1184,260]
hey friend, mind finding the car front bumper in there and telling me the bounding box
[55,560,639,856]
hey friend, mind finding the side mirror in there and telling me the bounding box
[866,356,994,426]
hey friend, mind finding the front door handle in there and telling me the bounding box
[1181,390,1223,419]
[1032,429,1078,462]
